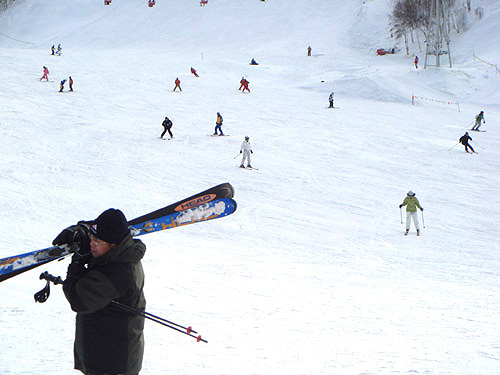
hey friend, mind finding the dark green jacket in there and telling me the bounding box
[63,234,146,375]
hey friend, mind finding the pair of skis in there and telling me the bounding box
[0,183,236,282]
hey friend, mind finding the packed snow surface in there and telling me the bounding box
[0,0,499,374]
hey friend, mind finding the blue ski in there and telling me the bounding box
[0,184,236,282]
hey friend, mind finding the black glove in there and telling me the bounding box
[240,150,242,153]
[421,208,424,211]
[399,204,403,208]
[250,150,253,154]
[52,224,90,255]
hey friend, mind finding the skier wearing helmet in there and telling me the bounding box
[399,191,423,236]
[239,136,253,168]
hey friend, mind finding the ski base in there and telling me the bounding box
[1,183,235,282]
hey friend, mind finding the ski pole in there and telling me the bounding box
[448,142,459,151]
[421,210,425,228]
[234,153,240,159]
[112,301,207,343]
[400,207,403,224]
[35,272,207,343]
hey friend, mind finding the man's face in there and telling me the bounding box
[90,234,115,258]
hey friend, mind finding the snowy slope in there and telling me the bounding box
[0,0,499,374]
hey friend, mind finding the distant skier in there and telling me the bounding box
[69,76,74,92]
[56,44,62,56]
[471,111,485,131]
[173,77,182,92]
[51,45,55,55]
[399,190,423,236]
[328,92,334,108]
[190,67,199,77]
[161,116,173,139]
[459,132,475,153]
[414,56,419,69]
[307,45,312,56]
[239,136,253,168]
[40,66,49,81]
[241,78,250,93]
[239,77,246,91]
[59,79,66,92]
[214,112,224,136]
[250,58,259,65]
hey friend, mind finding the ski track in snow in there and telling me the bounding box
[0,0,500,374]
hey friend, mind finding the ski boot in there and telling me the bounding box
[240,165,245,168]
[417,229,420,236]
[404,229,409,236]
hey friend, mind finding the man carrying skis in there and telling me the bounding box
[399,190,423,236]
[239,136,253,168]
[59,79,66,92]
[173,77,182,92]
[328,92,334,108]
[161,116,173,139]
[471,111,485,131]
[52,208,146,375]
[40,66,49,81]
[459,132,475,153]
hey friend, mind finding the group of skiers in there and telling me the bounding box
[40,66,74,92]
[159,112,254,168]
[59,76,74,92]
[457,111,486,153]
[239,77,250,93]
[51,44,62,56]
[172,68,250,94]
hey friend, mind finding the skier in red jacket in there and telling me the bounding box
[40,66,49,81]
[173,77,182,91]
[190,67,199,77]
[239,77,245,90]
[241,78,250,93]
[414,56,419,69]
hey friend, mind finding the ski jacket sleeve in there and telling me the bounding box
[64,265,121,314]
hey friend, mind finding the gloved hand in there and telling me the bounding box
[251,150,253,154]
[240,150,242,153]
[399,204,403,208]
[52,224,90,255]
[421,207,424,211]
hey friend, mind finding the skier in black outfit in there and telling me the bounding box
[459,132,475,153]
[161,116,173,139]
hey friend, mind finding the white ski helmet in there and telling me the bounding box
[407,190,415,196]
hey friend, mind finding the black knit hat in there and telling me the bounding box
[90,208,129,244]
